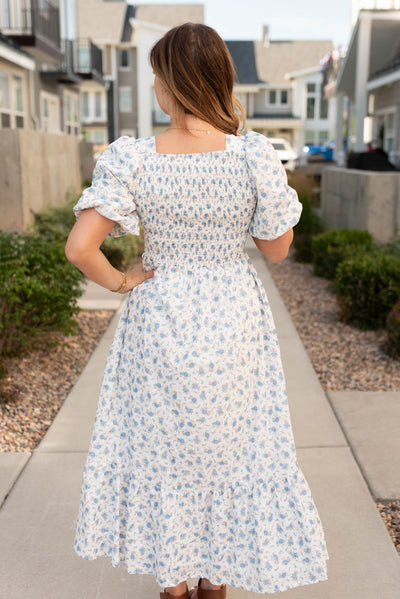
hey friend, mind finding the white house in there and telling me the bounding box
[335,8,400,161]
[226,27,335,152]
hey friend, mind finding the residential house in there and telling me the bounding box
[226,27,335,152]
[335,8,400,160]
[0,30,35,130]
[76,1,204,142]
[351,0,400,25]
[0,0,106,136]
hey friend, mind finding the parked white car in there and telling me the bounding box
[268,137,298,171]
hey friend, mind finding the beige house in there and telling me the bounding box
[0,0,106,137]
[0,31,35,130]
[226,28,335,151]
[76,1,204,142]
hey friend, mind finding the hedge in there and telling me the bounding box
[32,192,144,271]
[293,193,325,262]
[335,251,400,329]
[311,229,374,280]
[0,231,83,358]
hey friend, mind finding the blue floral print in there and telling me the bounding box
[72,131,329,594]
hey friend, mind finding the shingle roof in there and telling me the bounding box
[369,50,400,80]
[226,39,333,85]
[225,41,262,84]
[256,40,333,84]
[121,4,136,42]
[135,4,204,28]
[77,0,127,42]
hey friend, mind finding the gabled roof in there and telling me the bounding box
[225,41,262,84]
[135,4,204,27]
[255,40,333,84]
[226,39,333,86]
[77,0,128,42]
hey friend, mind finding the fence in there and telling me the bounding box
[0,129,94,233]
[321,166,400,243]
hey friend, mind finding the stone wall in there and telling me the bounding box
[321,166,400,243]
[0,129,95,233]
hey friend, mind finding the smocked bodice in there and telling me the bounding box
[73,131,303,273]
[133,137,256,270]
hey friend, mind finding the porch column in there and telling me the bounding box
[354,14,372,151]
[334,92,345,162]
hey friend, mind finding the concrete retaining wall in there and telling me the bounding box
[0,130,95,233]
[321,166,400,242]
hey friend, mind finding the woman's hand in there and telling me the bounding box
[65,208,156,293]
[119,262,156,293]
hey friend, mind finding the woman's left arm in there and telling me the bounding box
[65,207,155,293]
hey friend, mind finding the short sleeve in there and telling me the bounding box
[73,136,140,237]
[245,131,302,240]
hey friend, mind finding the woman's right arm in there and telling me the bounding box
[252,228,294,263]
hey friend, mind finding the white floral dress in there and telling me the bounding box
[72,131,329,594]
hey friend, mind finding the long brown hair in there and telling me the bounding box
[150,23,246,135]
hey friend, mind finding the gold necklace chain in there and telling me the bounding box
[168,126,213,135]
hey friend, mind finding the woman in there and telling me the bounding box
[66,23,329,599]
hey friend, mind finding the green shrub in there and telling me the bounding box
[311,229,374,280]
[101,234,144,271]
[32,193,77,242]
[0,231,84,358]
[31,192,144,270]
[385,297,400,359]
[376,237,400,257]
[335,251,400,329]
[293,193,326,262]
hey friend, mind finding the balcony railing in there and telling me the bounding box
[1,0,61,51]
[63,39,103,77]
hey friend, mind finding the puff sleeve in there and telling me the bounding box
[245,131,302,240]
[73,136,140,237]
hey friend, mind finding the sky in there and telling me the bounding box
[128,0,353,48]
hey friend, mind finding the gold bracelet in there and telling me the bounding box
[111,271,127,293]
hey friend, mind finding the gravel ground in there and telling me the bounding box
[0,310,113,452]
[267,249,400,556]
[267,250,400,392]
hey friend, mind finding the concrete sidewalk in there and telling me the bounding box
[1,238,400,598]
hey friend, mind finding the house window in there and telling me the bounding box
[41,91,60,133]
[320,85,328,119]
[78,45,90,70]
[94,91,102,118]
[64,91,79,135]
[119,48,129,68]
[306,83,317,120]
[3,0,10,28]
[377,110,396,153]
[82,92,89,120]
[269,90,276,104]
[0,71,26,129]
[280,90,288,104]
[119,87,132,112]
[0,70,10,128]
[235,92,247,112]
[94,129,107,143]
[305,129,315,145]
[318,130,329,144]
